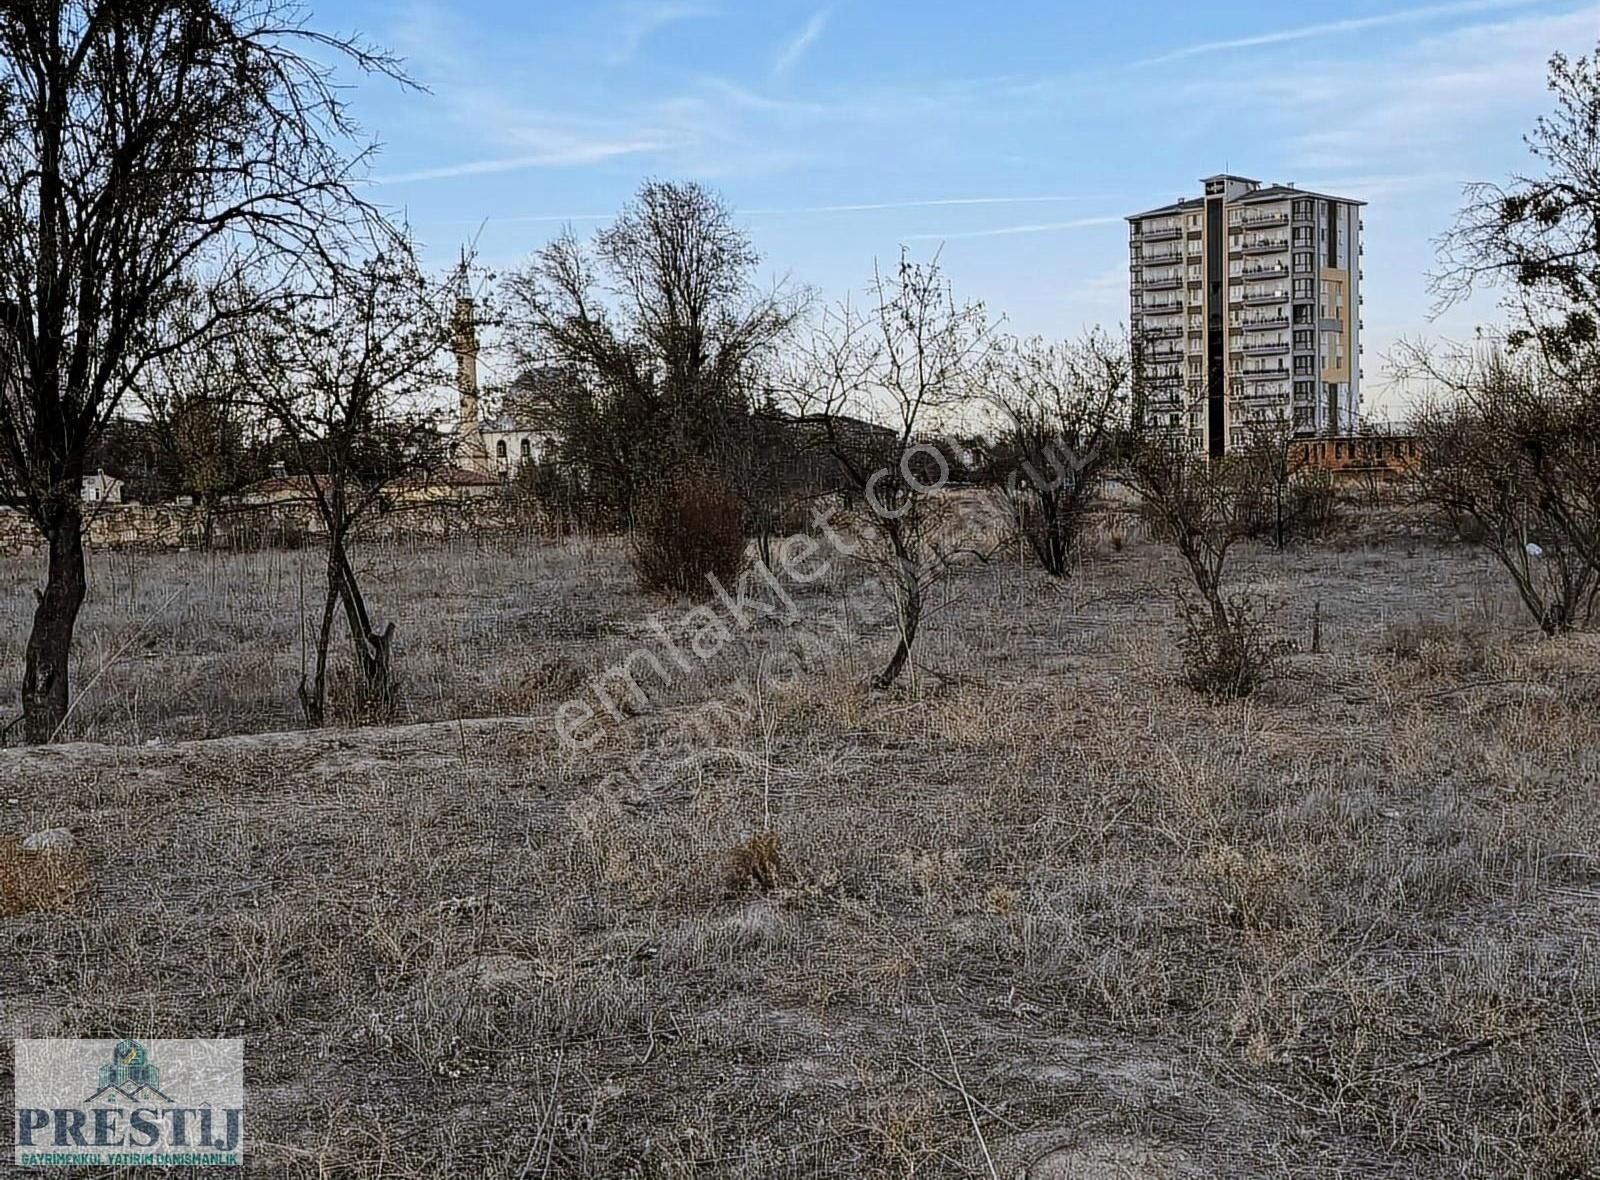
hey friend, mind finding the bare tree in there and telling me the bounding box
[502,180,803,522]
[244,250,452,725]
[1414,43,1600,633]
[1400,342,1600,635]
[1236,410,1335,550]
[1129,440,1284,697]
[136,294,258,546]
[790,251,996,689]
[986,329,1129,576]
[1432,42,1600,369]
[0,0,405,742]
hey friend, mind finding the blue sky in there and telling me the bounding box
[326,0,1600,419]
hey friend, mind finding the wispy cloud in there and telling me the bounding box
[374,138,672,184]
[904,215,1123,242]
[610,1,715,64]
[755,195,1109,215]
[1262,4,1600,173]
[772,10,829,78]
[1132,0,1540,66]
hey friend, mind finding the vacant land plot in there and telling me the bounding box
[3,515,1598,1176]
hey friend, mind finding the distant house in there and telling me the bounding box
[388,465,502,504]
[237,471,320,506]
[81,471,124,505]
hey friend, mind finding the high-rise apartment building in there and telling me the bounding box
[1127,174,1363,455]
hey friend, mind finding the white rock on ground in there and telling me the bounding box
[20,828,75,853]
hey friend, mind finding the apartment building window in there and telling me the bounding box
[1294,329,1313,349]
[1293,279,1313,299]
[1293,252,1313,272]
[1294,356,1314,374]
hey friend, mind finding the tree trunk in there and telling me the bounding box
[330,533,398,716]
[299,576,338,726]
[874,556,922,690]
[22,501,88,744]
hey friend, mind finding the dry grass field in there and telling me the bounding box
[3,506,1600,1177]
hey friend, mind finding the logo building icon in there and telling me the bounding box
[87,1041,172,1105]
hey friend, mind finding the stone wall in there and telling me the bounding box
[0,498,550,559]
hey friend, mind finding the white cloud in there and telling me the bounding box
[904,215,1123,242]
[1281,5,1600,170]
[373,139,673,184]
[772,10,829,78]
[1132,0,1541,67]
[753,195,1109,215]
[609,1,716,64]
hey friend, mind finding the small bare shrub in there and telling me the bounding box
[1385,616,1496,676]
[1197,844,1300,931]
[1130,443,1291,699]
[727,830,782,894]
[1238,415,1340,548]
[630,471,748,598]
[327,661,400,726]
[1385,617,1455,662]
[489,656,584,714]
[1176,592,1289,699]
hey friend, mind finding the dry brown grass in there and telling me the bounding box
[2,507,1598,1176]
[0,835,91,918]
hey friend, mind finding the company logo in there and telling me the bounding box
[14,1038,244,1167]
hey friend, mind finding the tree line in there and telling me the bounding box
[0,1,1595,742]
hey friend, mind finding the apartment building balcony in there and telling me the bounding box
[1240,339,1289,355]
[1138,225,1183,242]
[1141,248,1184,264]
[1142,298,1183,312]
[1143,324,1184,341]
[1241,365,1290,380]
[1234,263,1289,281]
[1143,384,1185,404]
[1230,210,1288,229]
[1238,236,1289,253]
[1142,274,1183,291]
[1239,288,1289,305]
[1238,315,1290,331]
[1234,387,1291,406]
